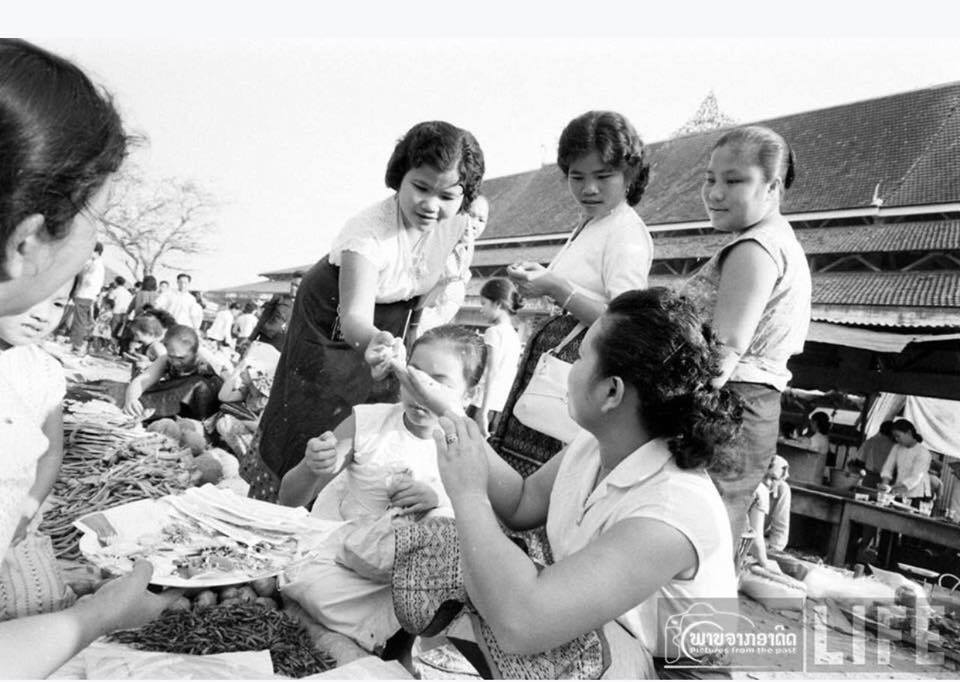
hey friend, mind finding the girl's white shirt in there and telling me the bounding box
[310,402,452,521]
[329,197,468,304]
[547,202,652,303]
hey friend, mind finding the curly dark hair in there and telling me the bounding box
[384,121,485,211]
[557,110,650,206]
[595,287,743,469]
[410,324,487,390]
[0,39,129,269]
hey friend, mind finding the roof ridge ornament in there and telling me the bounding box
[671,91,737,139]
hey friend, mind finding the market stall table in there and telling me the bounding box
[832,498,960,567]
[789,482,847,551]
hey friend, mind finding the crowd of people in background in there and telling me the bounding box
[5,36,958,681]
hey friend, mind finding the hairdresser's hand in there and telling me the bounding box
[365,331,404,380]
[304,432,339,475]
[891,483,909,497]
[506,261,555,298]
[406,366,462,417]
[434,415,489,500]
[390,479,439,517]
[74,560,182,635]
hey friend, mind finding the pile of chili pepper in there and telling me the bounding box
[108,602,337,677]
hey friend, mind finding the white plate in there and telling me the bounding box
[75,497,299,588]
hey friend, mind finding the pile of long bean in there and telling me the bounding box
[40,444,189,561]
[109,602,337,677]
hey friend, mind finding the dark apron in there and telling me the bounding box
[254,256,419,483]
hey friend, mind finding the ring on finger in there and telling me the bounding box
[445,433,459,444]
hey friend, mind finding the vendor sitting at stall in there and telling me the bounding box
[880,418,932,503]
[748,455,792,569]
[123,324,229,421]
[800,411,831,455]
[212,341,280,458]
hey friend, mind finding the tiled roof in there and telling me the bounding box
[472,219,960,266]
[479,82,960,239]
[468,270,960,311]
[810,271,960,308]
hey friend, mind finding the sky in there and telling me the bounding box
[15,2,960,291]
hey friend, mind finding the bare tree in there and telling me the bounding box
[98,166,218,278]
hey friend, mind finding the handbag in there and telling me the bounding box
[512,323,584,443]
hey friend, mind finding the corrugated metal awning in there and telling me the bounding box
[805,321,960,353]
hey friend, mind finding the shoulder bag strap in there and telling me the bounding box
[548,322,586,355]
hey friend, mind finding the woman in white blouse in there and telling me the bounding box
[405,288,740,678]
[493,110,653,473]
[241,121,485,501]
[881,419,933,501]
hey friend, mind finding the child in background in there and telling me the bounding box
[468,278,523,438]
[0,278,74,617]
[748,455,792,569]
[683,125,812,540]
[416,195,489,333]
[277,325,486,652]
[214,341,281,458]
[124,314,167,372]
[88,296,116,354]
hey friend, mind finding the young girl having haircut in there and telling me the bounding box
[278,325,485,652]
